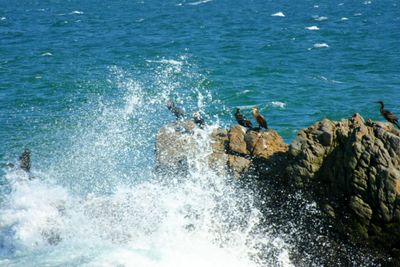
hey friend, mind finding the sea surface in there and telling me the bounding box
[0,0,399,266]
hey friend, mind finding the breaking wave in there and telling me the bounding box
[0,60,294,267]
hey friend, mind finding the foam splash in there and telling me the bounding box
[313,43,329,48]
[313,15,328,21]
[0,59,294,266]
[71,11,84,15]
[41,52,53,57]
[305,26,319,31]
[187,0,213,6]
[271,12,285,17]
[270,101,286,109]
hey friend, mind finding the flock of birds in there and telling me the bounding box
[4,101,399,177]
[167,100,268,130]
[167,100,400,130]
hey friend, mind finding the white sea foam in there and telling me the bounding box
[341,17,349,21]
[305,26,319,31]
[313,43,329,48]
[271,101,286,108]
[41,52,53,56]
[271,12,285,17]
[313,15,328,21]
[314,5,319,8]
[187,0,213,6]
[354,13,362,16]
[1,17,6,21]
[71,11,84,15]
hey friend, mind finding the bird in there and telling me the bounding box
[192,112,205,128]
[166,100,185,119]
[377,101,400,129]
[19,148,31,173]
[252,106,268,130]
[234,108,253,128]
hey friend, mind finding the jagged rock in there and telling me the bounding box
[155,115,400,257]
[208,128,229,175]
[244,130,288,159]
[286,113,400,252]
[227,155,252,178]
[156,122,288,178]
[155,121,197,174]
[228,125,248,154]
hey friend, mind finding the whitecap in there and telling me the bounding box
[1,17,6,21]
[41,52,53,56]
[305,26,319,31]
[338,3,344,6]
[70,11,84,15]
[354,13,362,16]
[158,59,183,66]
[187,0,213,6]
[314,5,319,8]
[313,15,328,21]
[313,43,329,48]
[271,101,286,108]
[271,12,285,17]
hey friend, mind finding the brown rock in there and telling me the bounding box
[227,155,252,178]
[228,125,248,154]
[243,130,288,159]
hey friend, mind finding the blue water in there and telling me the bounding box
[0,0,399,266]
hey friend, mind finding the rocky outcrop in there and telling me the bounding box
[285,114,400,253]
[155,114,400,257]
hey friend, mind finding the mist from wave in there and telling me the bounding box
[0,59,294,267]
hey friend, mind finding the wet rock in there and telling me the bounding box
[155,115,400,257]
[285,113,400,252]
[227,155,252,178]
[228,125,248,154]
[155,121,197,175]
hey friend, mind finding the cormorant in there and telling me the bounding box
[167,100,185,119]
[192,112,205,128]
[234,108,252,128]
[377,101,400,129]
[19,148,31,173]
[252,107,268,130]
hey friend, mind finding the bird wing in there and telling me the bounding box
[257,114,268,128]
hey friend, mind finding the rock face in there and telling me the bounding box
[155,115,400,256]
[155,121,198,175]
[156,122,288,177]
[285,114,400,252]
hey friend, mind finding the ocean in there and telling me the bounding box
[0,0,399,266]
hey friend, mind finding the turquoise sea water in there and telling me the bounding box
[0,0,399,266]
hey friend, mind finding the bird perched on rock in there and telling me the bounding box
[252,107,268,130]
[377,101,400,129]
[167,100,185,119]
[234,108,252,128]
[19,148,31,173]
[192,112,205,128]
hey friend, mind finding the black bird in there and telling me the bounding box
[167,100,185,119]
[192,112,205,128]
[19,148,31,173]
[234,108,252,128]
[252,107,268,130]
[377,101,400,129]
